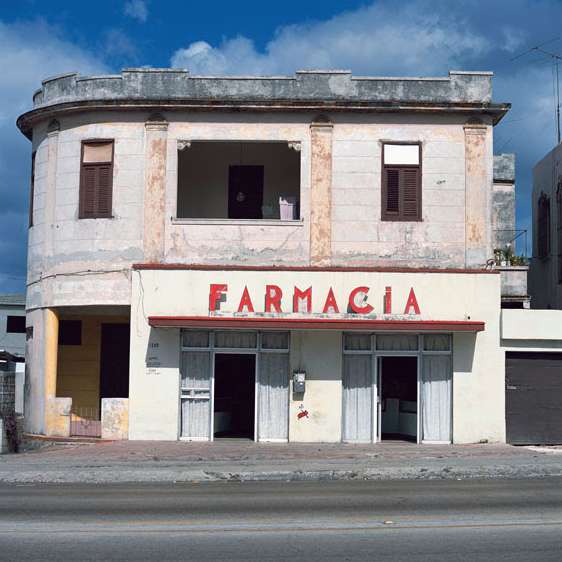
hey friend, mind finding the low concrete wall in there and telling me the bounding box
[498,266,528,298]
[45,397,72,437]
[101,398,129,440]
[502,309,562,341]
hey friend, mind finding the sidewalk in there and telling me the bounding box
[1,439,561,484]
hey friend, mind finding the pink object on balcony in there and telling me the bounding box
[279,196,297,220]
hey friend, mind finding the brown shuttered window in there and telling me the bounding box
[382,143,422,221]
[79,140,114,219]
[537,193,550,260]
[29,151,36,228]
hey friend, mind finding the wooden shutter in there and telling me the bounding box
[384,169,400,216]
[96,164,112,217]
[401,168,420,219]
[79,141,113,219]
[383,166,421,221]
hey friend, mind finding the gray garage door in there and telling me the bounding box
[506,352,562,445]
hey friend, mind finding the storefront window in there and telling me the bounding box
[214,331,257,348]
[343,333,372,351]
[261,332,289,350]
[182,330,210,348]
[423,334,451,352]
[376,334,418,351]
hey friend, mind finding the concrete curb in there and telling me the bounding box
[2,461,562,484]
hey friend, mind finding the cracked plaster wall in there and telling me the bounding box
[27,110,495,310]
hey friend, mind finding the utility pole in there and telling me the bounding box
[511,40,561,145]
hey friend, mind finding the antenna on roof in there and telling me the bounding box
[511,37,561,145]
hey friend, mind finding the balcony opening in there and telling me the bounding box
[177,141,301,220]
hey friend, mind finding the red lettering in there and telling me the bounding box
[265,285,283,313]
[209,284,227,311]
[293,286,312,313]
[384,286,392,314]
[237,286,255,313]
[348,286,374,314]
[404,287,421,315]
[322,287,340,313]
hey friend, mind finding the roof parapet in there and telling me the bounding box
[31,68,494,108]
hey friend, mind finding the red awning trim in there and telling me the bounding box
[134,263,498,275]
[148,316,485,332]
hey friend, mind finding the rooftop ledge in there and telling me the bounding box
[17,68,509,137]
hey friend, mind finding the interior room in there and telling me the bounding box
[380,356,418,441]
[213,353,256,439]
[177,141,300,220]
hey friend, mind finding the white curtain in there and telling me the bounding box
[258,353,289,441]
[423,334,451,352]
[343,355,373,442]
[261,332,289,350]
[215,331,257,348]
[344,333,372,351]
[376,334,418,351]
[180,351,211,439]
[422,355,452,442]
[181,330,210,348]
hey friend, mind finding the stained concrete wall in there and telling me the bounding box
[330,114,490,267]
[130,268,503,443]
[26,109,498,314]
[27,112,146,311]
[529,142,562,309]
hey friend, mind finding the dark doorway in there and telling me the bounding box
[228,165,264,219]
[214,354,255,439]
[380,356,417,442]
[100,323,130,401]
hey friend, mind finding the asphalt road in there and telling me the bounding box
[1,478,562,561]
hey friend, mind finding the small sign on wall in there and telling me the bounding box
[146,341,161,374]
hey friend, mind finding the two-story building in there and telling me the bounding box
[17,68,514,444]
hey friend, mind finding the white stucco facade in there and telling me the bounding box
[128,268,504,444]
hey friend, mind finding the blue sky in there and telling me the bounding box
[1,0,561,292]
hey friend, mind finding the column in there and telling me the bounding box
[43,307,59,436]
[143,114,169,263]
[310,117,333,266]
[464,121,492,267]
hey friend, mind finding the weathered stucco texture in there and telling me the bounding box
[27,112,146,310]
[310,121,333,265]
[464,123,493,267]
[101,398,129,440]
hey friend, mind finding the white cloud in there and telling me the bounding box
[171,2,492,76]
[0,19,108,291]
[124,0,148,23]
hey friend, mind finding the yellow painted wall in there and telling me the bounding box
[56,315,129,417]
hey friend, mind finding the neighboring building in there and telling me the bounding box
[529,142,562,309]
[17,68,532,444]
[491,154,529,309]
[492,153,516,249]
[0,294,26,358]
